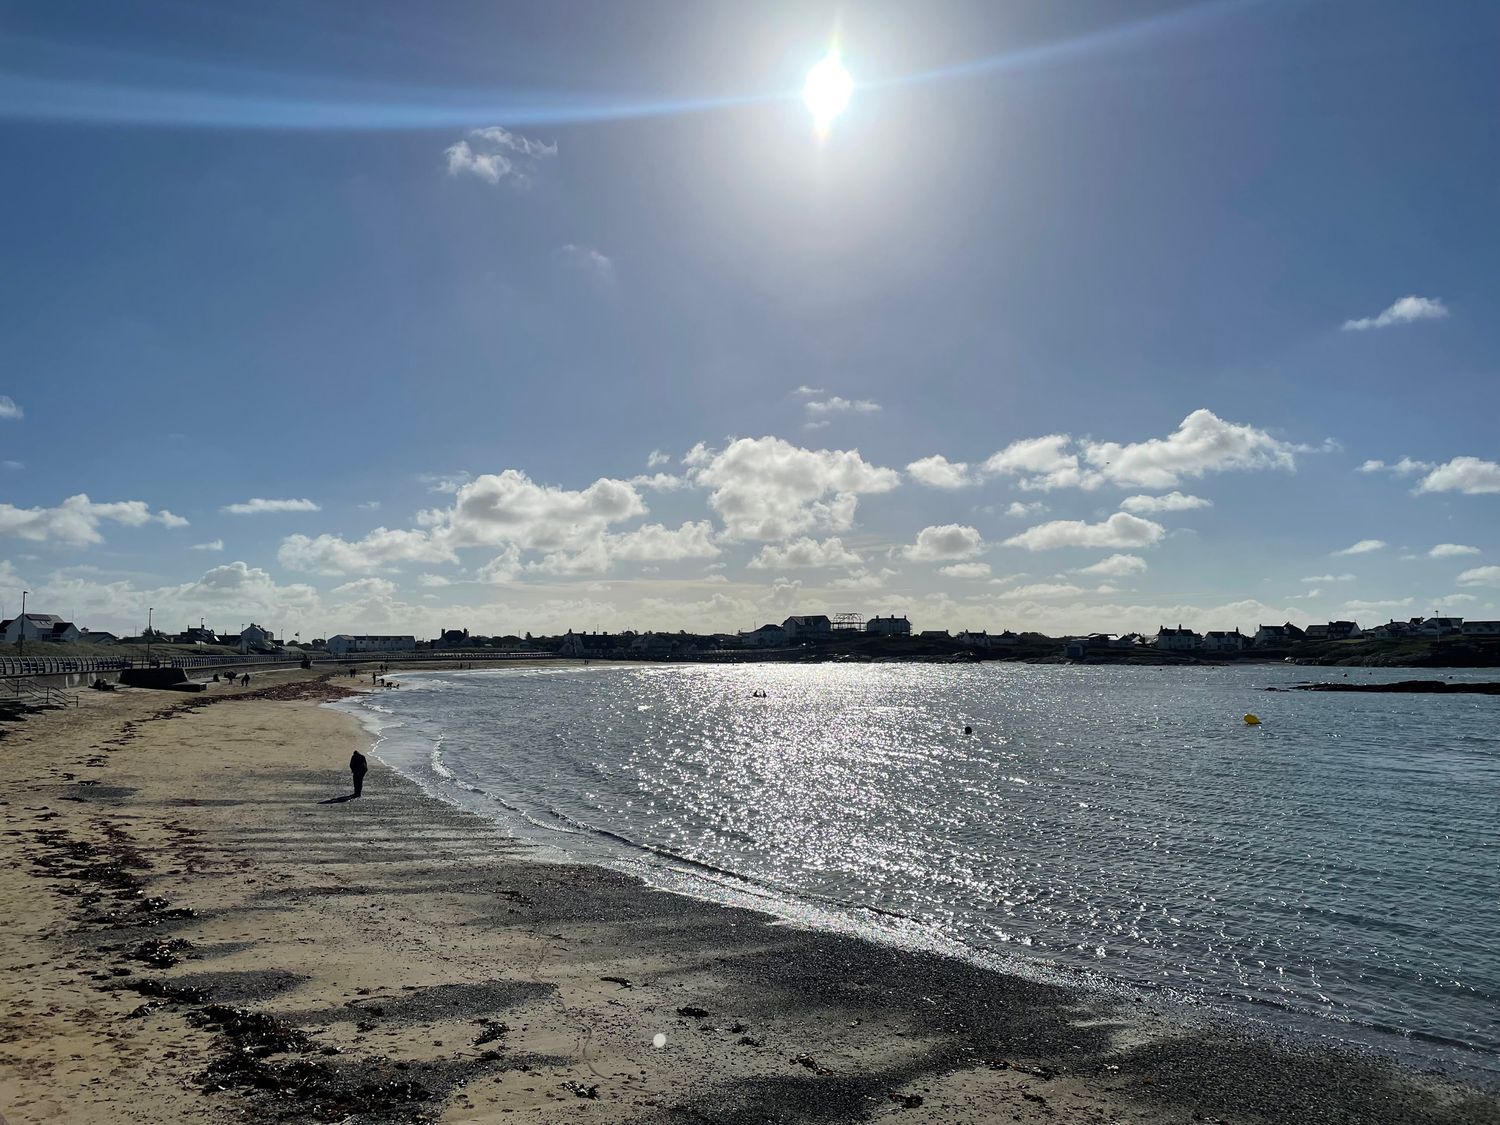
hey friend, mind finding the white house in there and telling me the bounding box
[865,615,912,637]
[239,623,276,654]
[326,634,417,657]
[1202,629,1248,652]
[782,615,832,640]
[1460,620,1500,637]
[1418,617,1464,636]
[1154,625,1201,651]
[739,623,788,648]
[2,614,82,644]
[1254,623,1305,646]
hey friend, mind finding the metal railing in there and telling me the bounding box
[6,677,79,707]
[0,649,560,679]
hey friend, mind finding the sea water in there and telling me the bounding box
[341,662,1500,1081]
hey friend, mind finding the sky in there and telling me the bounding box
[2,0,1498,641]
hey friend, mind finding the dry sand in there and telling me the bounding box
[1,667,1497,1125]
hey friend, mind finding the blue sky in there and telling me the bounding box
[3,0,1497,639]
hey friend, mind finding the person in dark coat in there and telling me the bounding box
[350,749,369,798]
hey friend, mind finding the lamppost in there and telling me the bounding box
[146,607,154,665]
[16,589,26,660]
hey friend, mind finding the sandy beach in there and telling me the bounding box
[1,667,1496,1125]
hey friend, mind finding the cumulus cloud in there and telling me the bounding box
[191,539,224,552]
[689,437,899,541]
[278,528,458,576]
[748,537,861,570]
[606,521,720,562]
[222,498,321,515]
[902,524,986,561]
[1457,566,1500,587]
[1358,457,1432,477]
[1302,573,1356,583]
[560,243,614,282]
[1074,553,1148,577]
[445,126,556,185]
[1341,597,1416,613]
[804,396,881,416]
[1415,457,1500,496]
[0,494,188,547]
[1119,491,1211,514]
[906,455,975,489]
[629,472,689,492]
[444,470,647,551]
[1429,543,1480,558]
[996,582,1089,600]
[1341,295,1448,332]
[1003,512,1164,551]
[939,562,991,579]
[647,450,672,468]
[1005,501,1048,518]
[1333,539,1385,556]
[984,410,1296,491]
[0,395,21,420]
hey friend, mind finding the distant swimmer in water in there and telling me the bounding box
[751,689,767,698]
[963,725,973,735]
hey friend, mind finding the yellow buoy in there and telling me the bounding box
[1243,713,1261,726]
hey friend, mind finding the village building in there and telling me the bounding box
[2,613,82,644]
[1202,629,1248,652]
[781,615,832,641]
[1154,625,1201,651]
[1461,620,1500,636]
[80,630,119,645]
[1253,622,1305,646]
[739,623,789,648]
[433,628,471,650]
[1418,616,1464,636]
[326,634,418,657]
[864,615,912,637]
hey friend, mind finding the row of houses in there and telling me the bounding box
[1154,616,1500,651]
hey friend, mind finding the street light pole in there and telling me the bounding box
[146,607,154,665]
[17,589,26,660]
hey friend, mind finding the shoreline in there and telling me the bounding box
[2,669,1497,1123]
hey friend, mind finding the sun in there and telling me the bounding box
[802,49,853,132]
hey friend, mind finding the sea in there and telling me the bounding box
[336,662,1500,1082]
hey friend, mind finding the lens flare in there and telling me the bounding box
[802,49,852,131]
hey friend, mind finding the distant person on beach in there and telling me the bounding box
[349,749,368,798]
[240,673,250,686]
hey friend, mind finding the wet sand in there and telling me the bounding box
[1,667,1497,1124]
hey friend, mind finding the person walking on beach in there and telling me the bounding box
[350,749,368,798]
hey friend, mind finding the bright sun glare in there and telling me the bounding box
[802,49,853,131]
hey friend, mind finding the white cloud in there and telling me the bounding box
[1074,553,1148,577]
[983,410,1296,491]
[419,471,472,494]
[191,539,224,552]
[445,470,647,551]
[1457,566,1500,587]
[748,537,861,570]
[829,568,897,591]
[1416,457,1500,496]
[906,455,975,489]
[1119,491,1211,514]
[1003,512,1165,551]
[1341,597,1415,613]
[690,436,899,541]
[1005,501,1048,518]
[804,396,881,416]
[607,521,720,562]
[561,243,614,282]
[1429,543,1480,558]
[0,395,21,420]
[902,524,986,561]
[1359,456,1433,477]
[1333,539,1386,556]
[1341,295,1449,332]
[278,528,458,576]
[803,420,830,431]
[445,126,556,185]
[357,500,383,511]
[1302,573,1356,583]
[996,582,1088,600]
[793,385,823,396]
[629,472,688,492]
[0,494,188,547]
[417,573,453,588]
[222,498,321,515]
[647,450,672,468]
[939,562,991,579]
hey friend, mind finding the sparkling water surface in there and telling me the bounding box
[345,662,1500,1079]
